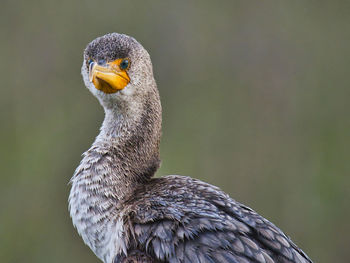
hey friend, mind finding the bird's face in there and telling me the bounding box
[81,33,155,109]
[87,57,131,94]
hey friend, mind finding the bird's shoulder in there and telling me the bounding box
[117,175,311,263]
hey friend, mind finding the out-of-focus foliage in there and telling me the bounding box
[0,1,349,262]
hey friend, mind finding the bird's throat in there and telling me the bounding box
[69,88,162,249]
[92,92,162,191]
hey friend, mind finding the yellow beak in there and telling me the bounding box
[89,59,130,94]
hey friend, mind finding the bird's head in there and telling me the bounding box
[82,33,157,111]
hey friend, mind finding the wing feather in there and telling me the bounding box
[116,176,312,263]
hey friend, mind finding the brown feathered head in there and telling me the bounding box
[81,33,157,111]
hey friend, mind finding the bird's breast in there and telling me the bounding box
[69,180,128,263]
[68,154,130,263]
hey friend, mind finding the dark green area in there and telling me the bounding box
[1,1,349,262]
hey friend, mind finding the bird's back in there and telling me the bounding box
[115,175,312,263]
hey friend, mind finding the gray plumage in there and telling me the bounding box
[68,33,313,263]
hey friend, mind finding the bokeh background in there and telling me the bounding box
[1,1,349,262]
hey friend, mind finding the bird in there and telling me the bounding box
[69,33,313,263]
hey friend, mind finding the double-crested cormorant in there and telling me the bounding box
[69,33,313,263]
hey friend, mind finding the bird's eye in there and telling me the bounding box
[88,59,94,66]
[120,59,129,70]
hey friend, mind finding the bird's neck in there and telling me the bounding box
[84,90,162,200]
[69,93,161,260]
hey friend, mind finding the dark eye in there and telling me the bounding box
[120,59,129,70]
[88,59,94,66]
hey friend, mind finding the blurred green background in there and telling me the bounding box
[1,0,349,262]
